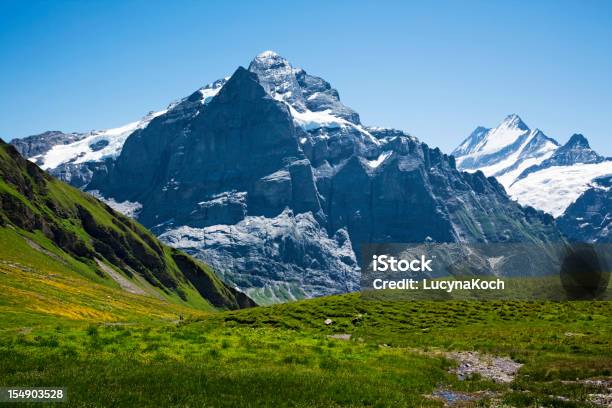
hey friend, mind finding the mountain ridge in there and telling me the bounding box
[452,114,560,187]
[9,52,564,303]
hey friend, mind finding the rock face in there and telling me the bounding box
[158,209,358,304]
[557,176,612,243]
[11,131,85,158]
[11,52,563,303]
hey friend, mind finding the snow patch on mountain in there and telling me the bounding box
[31,110,167,170]
[287,106,345,131]
[198,77,228,104]
[287,104,380,146]
[88,189,143,218]
[506,161,612,217]
[366,151,393,168]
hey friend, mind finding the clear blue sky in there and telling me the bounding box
[1,0,611,155]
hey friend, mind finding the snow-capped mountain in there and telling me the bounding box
[508,135,612,217]
[453,116,612,218]
[12,52,562,303]
[452,114,559,186]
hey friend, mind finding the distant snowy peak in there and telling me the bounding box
[515,133,608,181]
[453,117,612,218]
[453,114,548,166]
[452,114,559,186]
[551,133,604,163]
[565,133,591,149]
[501,113,529,131]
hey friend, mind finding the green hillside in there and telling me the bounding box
[0,141,254,325]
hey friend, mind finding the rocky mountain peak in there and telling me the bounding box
[250,50,286,66]
[215,66,269,101]
[553,134,601,162]
[247,51,307,111]
[511,132,610,211]
[564,133,590,149]
[500,114,529,131]
[246,51,360,124]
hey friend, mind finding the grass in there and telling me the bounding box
[0,293,610,407]
[0,227,215,325]
[1,218,610,406]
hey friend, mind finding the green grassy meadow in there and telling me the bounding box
[1,290,610,407]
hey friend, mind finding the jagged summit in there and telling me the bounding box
[248,51,307,111]
[452,114,559,186]
[256,50,280,58]
[249,50,286,68]
[565,133,590,149]
[246,51,361,124]
[500,114,529,131]
[515,133,606,185]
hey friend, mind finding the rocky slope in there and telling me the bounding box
[11,52,563,303]
[557,175,612,243]
[0,140,254,310]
